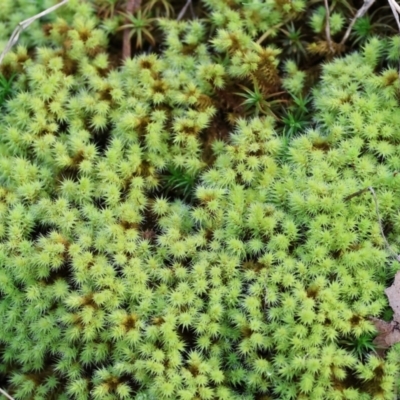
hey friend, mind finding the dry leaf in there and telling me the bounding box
[371,318,400,350]
[370,271,400,353]
[385,270,400,324]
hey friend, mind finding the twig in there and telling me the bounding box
[388,0,400,30]
[122,0,142,60]
[344,186,400,263]
[0,388,15,400]
[0,0,69,66]
[256,22,285,44]
[177,0,192,21]
[343,187,370,202]
[323,0,333,53]
[340,0,376,46]
[368,187,400,262]
[387,0,400,78]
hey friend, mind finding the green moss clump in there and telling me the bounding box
[0,1,400,399]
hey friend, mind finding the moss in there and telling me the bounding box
[0,0,400,399]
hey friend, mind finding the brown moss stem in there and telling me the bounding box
[122,0,142,60]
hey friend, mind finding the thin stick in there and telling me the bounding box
[345,186,400,262]
[0,0,69,66]
[0,388,15,400]
[256,22,285,44]
[388,0,400,29]
[340,0,376,46]
[323,0,333,53]
[387,0,400,78]
[177,0,192,21]
[368,187,400,262]
[343,187,370,202]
